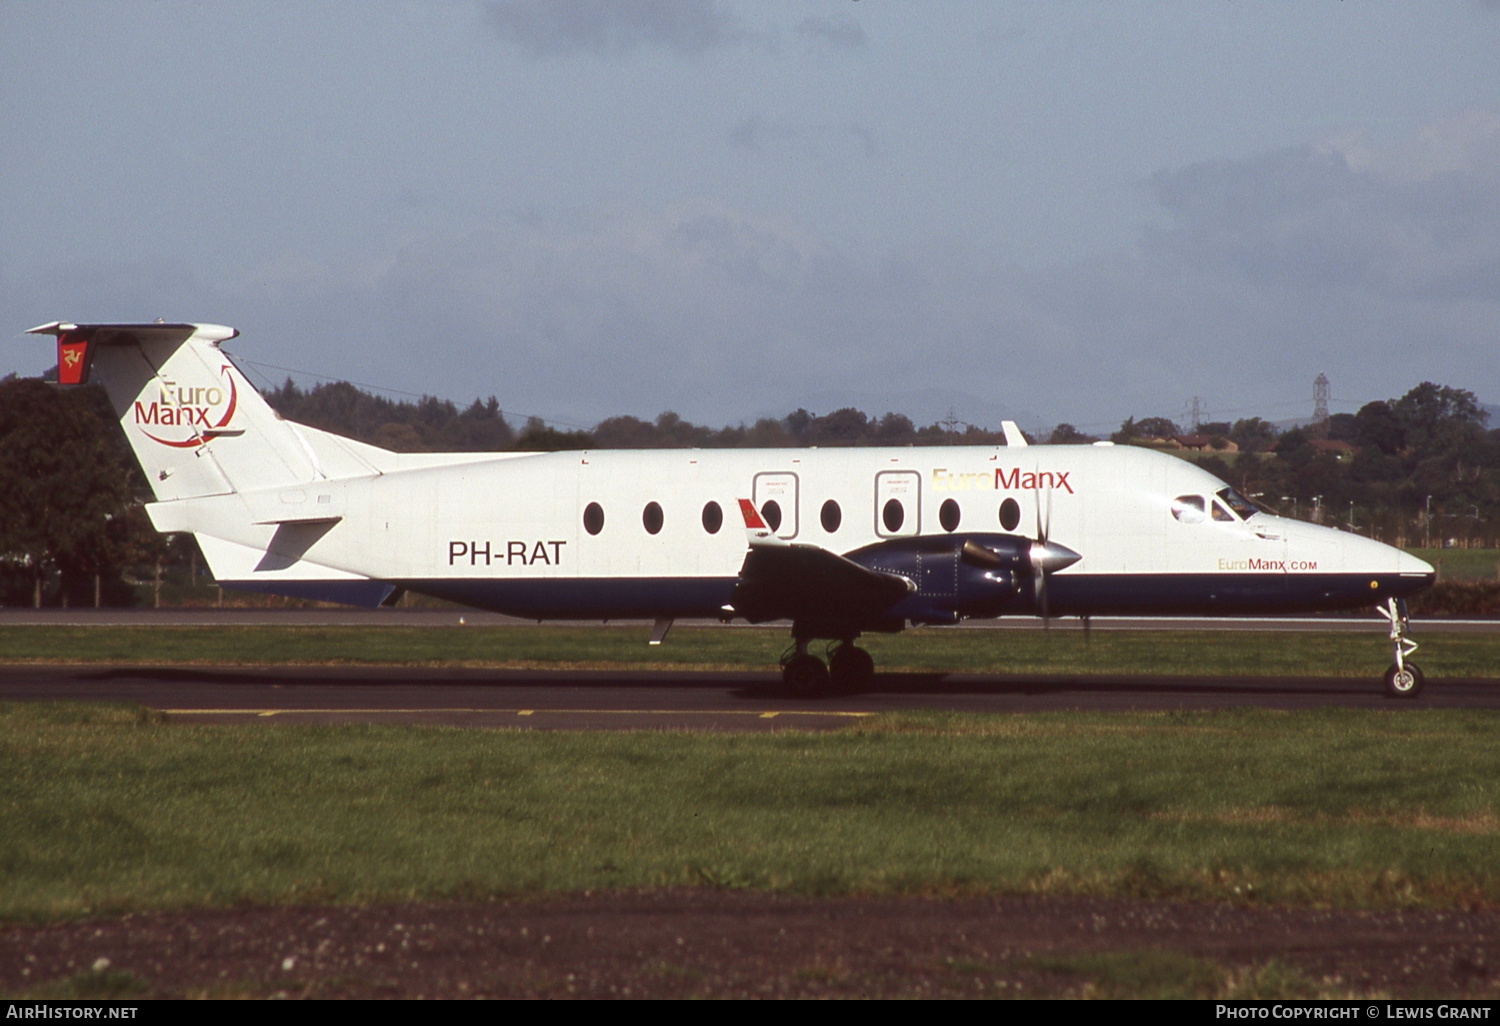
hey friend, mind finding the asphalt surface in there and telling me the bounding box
[3,663,1497,729]
[5,607,1500,632]
[4,608,1497,726]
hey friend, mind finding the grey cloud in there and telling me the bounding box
[1145,119,1500,302]
[728,116,877,159]
[12,199,1495,434]
[796,14,866,49]
[728,116,798,151]
[345,204,993,424]
[486,0,744,58]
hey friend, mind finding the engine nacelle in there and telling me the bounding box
[843,533,1035,625]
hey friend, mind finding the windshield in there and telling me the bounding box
[1216,486,1258,520]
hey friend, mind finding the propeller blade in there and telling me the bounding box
[1029,488,1078,622]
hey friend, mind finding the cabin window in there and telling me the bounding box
[882,498,905,533]
[1217,486,1257,520]
[1171,495,1206,524]
[999,497,1021,532]
[583,502,605,535]
[939,498,961,532]
[702,501,723,534]
[643,501,664,535]
[761,499,783,532]
[821,499,842,533]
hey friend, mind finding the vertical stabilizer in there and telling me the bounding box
[26,321,319,501]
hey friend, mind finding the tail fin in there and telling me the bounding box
[27,321,323,501]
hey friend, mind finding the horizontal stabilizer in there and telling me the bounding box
[192,532,392,607]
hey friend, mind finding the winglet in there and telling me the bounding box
[737,498,766,530]
[737,498,784,546]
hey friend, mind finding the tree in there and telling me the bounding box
[783,409,814,445]
[1275,426,1315,471]
[515,417,594,451]
[1392,382,1487,454]
[1354,401,1404,455]
[1325,412,1359,443]
[872,412,917,446]
[1114,416,1179,443]
[1136,416,1181,440]
[1230,417,1278,452]
[1048,423,1096,444]
[0,380,138,606]
[808,408,869,447]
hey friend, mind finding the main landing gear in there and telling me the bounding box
[1378,597,1424,699]
[781,638,876,696]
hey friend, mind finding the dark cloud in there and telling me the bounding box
[485,0,745,58]
[796,14,865,49]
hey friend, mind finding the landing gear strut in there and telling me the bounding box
[1377,597,1424,699]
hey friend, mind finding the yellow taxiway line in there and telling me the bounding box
[161,708,876,719]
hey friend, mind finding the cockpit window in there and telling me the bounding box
[1171,495,1206,523]
[1212,501,1235,522]
[1216,486,1258,520]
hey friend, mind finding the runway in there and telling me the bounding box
[3,663,1497,729]
[5,606,1500,632]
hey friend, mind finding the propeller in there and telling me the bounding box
[1029,485,1081,622]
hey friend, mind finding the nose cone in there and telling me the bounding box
[1348,534,1435,598]
[1400,550,1437,578]
[1030,540,1082,575]
[1395,549,1437,596]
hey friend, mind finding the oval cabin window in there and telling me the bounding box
[999,497,1021,532]
[760,499,783,532]
[701,501,723,534]
[583,502,605,536]
[939,498,961,532]
[882,498,904,533]
[820,499,842,533]
[643,501,664,535]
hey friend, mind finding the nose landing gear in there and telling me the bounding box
[1378,597,1424,699]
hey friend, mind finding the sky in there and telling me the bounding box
[3,1,1498,435]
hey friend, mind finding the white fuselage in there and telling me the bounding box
[26,321,1431,625]
[161,440,1432,620]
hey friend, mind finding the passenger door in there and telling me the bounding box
[753,471,799,540]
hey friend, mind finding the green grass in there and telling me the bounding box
[3,703,1499,920]
[2,624,1499,679]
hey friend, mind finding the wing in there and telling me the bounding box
[728,499,913,625]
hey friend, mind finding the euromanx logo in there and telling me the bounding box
[131,366,238,448]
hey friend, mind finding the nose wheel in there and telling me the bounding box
[1377,598,1424,699]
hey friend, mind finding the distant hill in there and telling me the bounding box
[774,388,1045,436]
